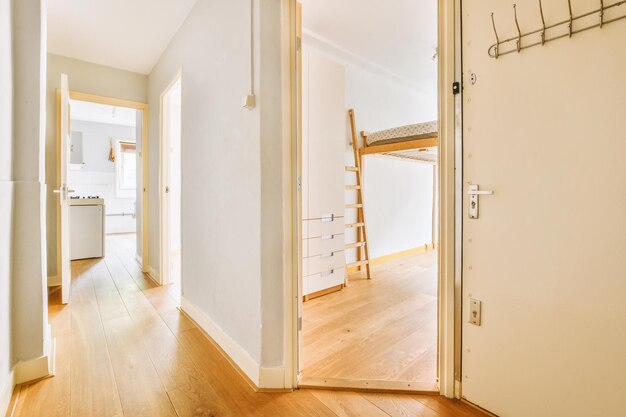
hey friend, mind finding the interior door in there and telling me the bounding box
[57,73,72,304]
[296,1,304,378]
[461,1,626,416]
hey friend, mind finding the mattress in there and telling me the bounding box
[364,120,438,146]
[383,147,437,164]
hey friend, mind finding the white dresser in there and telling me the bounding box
[302,49,346,300]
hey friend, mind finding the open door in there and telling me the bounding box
[160,74,182,296]
[295,1,304,379]
[461,1,626,415]
[55,73,72,304]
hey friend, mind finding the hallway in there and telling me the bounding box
[8,235,487,417]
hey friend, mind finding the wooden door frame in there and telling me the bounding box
[282,0,459,396]
[55,90,150,277]
[158,72,182,288]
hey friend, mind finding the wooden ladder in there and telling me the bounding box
[345,109,371,280]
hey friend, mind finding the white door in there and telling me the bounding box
[57,73,72,304]
[461,1,626,416]
[160,76,182,292]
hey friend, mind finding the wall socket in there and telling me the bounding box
[469,299,482,326]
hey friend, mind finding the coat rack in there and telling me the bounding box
[489,0,626,58]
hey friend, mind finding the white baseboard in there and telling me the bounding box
[146,265,160,284]
[47,275,60,287]
[181,297,261,387]
[14,324,55,384]
[0,369,16,417]
[259,366,287,389]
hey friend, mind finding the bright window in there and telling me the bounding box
[116,141,136,197]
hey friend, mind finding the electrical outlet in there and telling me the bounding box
[469,299,482,326]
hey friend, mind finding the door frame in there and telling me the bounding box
[55,90,150,276]
[158,72,183,288]
[282,0,459,396]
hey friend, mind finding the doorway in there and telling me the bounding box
[160,75,182,303]
[55,82,149,304]
[294,0,441,392]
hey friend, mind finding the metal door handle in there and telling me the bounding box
[467,189,493,195]
[468,184,494,219]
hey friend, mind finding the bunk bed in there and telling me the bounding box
[359,117,438,163]
[345,109,438,281]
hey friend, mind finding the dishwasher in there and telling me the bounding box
[69,197,105,260]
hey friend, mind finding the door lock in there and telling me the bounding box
[468,184,494,219]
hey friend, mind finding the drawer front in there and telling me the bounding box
[305,250,345,276]
[305,268,345,295]
[307,233,344,258]
[306,216,344,239]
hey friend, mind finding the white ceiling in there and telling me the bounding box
[70,100,137,127]
[47,0,198,74]
[300,0,437,93]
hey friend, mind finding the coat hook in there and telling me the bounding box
[513,4,522,52]
[491,12,500,59]
[567,0,574,37]
[600,0,604,27]
[539,0,546,45]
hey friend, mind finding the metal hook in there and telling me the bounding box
[600,0,605,27]
[513,4,522,52]
[567,0,574,37]
[491,12,500,58]
[539,0,546,45]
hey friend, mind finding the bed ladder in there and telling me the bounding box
[345,109,371,280]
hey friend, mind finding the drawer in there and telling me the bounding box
[305,268,345,296]
[305,250,345,276]
[307,233,344,257]
[305,216,344,239]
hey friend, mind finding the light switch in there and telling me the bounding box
[469,299,482,326]
[242,94,256,109]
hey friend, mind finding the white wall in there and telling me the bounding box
[68,120,137,234]
[147,0,286,381]
[361,157,434,258]
[4,0,53,403]
[0,0,14,409]
[46,54,148,276]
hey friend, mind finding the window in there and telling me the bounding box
[116,140,136,197]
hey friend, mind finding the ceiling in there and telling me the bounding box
[47,0,198,74]
[300,0,437,93]
[70,100,137,127]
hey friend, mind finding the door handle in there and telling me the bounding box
[468,184,494,219]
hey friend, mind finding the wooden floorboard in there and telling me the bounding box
[302,250,438,385]
[9,234,486,417]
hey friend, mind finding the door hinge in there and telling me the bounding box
[452,81,461,95]
[296,36,302,51]
[298,316,302,331]
[297,176,302,192]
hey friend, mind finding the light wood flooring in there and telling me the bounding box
[302,250,438,387]
[7,235,487,417]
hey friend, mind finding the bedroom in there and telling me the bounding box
[298,0,439,391]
